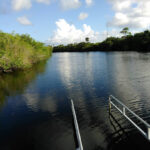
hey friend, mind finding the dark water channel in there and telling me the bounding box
[1,52,150,150]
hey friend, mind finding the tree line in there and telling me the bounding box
[53,28,150,52]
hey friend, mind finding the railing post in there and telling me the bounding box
[147,127,150,140]
[71,100,83,150]
[109,95,150,141]
[109,97,111,113]
[123,107,126,115]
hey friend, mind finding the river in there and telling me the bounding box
[0,52,150,150]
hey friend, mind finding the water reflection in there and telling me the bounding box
[0,60,48,109]
[1,52,150,149]
[106,52,150,121]
[107,111,150,150]
[56,52,114,150]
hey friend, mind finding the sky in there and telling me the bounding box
[1,0,150,45]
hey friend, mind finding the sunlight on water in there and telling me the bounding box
[0,52,150,150]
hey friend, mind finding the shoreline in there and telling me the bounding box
[53,50,150,53]
[0,31,52,73]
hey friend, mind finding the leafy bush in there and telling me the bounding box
[0,31,52,72]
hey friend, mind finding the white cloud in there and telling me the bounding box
[79,12,88,20]
[48,19,101,45]
[36,0,51,5]
[11,0,32,11]
[109,0,132,11]
[59,0,81,10]
[108,0,150,29]
[105,29,122,38]
[17,16,32,25]
[48,19,123,45]
[6,0,82,12]
[85,0,93,6]
[11,0,50,11]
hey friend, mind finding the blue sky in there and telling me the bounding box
[1,0,150,45]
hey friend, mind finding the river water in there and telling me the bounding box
[0,52,150,150]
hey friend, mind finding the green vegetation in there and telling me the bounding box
[0,60,48,108]
[85,37,90,43]
[53,29,150,52]
[120,27,131,36]
[0,31,52,72]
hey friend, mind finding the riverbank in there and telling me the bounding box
[53,30,150,52]
[0,31,52,73]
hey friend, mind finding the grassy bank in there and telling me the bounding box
[0,31,52,72]
[53,30,150,52]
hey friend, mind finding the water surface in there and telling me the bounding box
[0,52,150,150]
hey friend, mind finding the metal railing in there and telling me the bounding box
[71,100,83,150]
[109,95,150,141]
